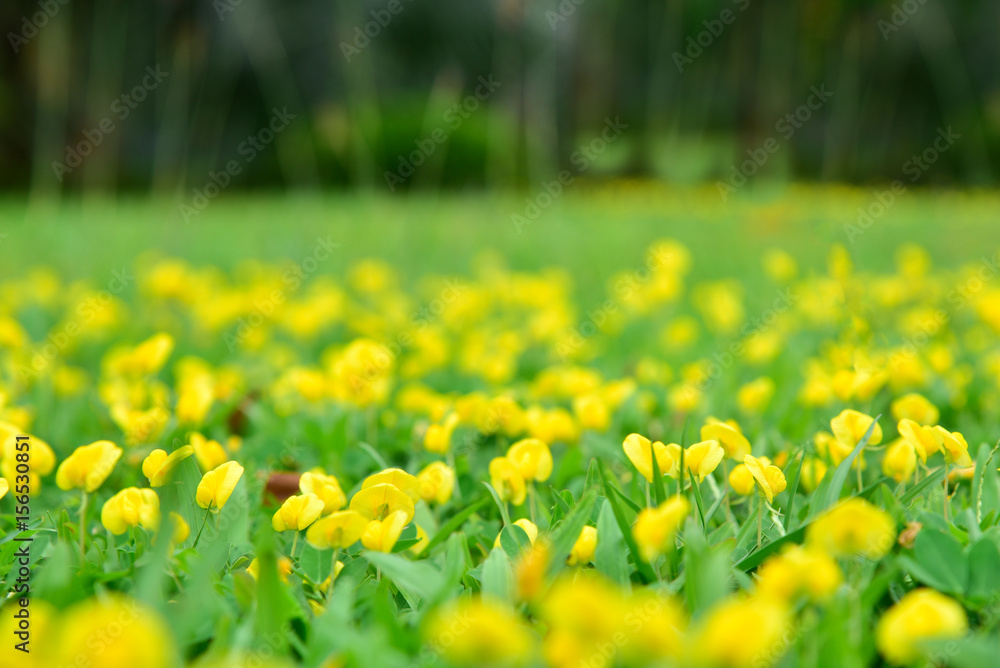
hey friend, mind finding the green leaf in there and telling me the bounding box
[499,523,532,560]
[735,524,809,572]
[596,459,656,583]
[690,478,707,530]
[595,499,631,590]
[422,496,488,556]
[481,548,514,604]
[782,448,806,532]
[910,529,967,595]
[482,482,512,527]
[966,537,1000,601]
[545,492,597,578]
[683,521,730,613]
[650,440,666,506]
[974,442,999,524]
[363,551,444,603]
[900,467,946,506]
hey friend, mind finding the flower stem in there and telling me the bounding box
[192,506,212,549]
[943,460,950,523]
[291,532,299,558]
[757,492,764,550]
[79,491,89,564]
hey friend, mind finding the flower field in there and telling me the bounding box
[3,187,1000,667]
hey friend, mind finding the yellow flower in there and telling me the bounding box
[0,478,7,500]
[807,498,896,559]
[737,378,775,414]
[798,457,828,493]
[489,456,526,506]
[882,439,917,482]
[416,462,455,504]
[190,432,228,472]
[756,545,842,602]
[728,462,756,495]
[506,438,553,482]
[831,409,883,446]
[362,468,420,501]
[306,510,368,549]
[196,460,244,510]
[494,518,539,548]
[572,393,610,431]
[622,433,680,482]
[567,525,597,565]
[272,493,325,532]
[890,393,940,426]
[814,429,864,468]
[876,589,967,665]
[685,440,724,482]
[897,419,942,463]
[742,454,786,503]
[247,555,294,583]
[424,412,459,453]
[101,487,160,534]
[0,428,56,494]
[50,595,174,668]
[168,511,189,544]
[425,598,534,666]
[621,590,686,663]
[299,471,347,513]
[700,419,751,459]
[361,510,410,552]
[56,440,122,492]
[933,426,973,466]
[132,332,175,375]
[350,482,415,522]
[633,495,690,562]
[142,445,194,487]
[538,573,627,668]
[688,595,790,668]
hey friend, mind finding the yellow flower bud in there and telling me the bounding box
[299,471,347,513]
[633,495,689,562]
[142,445,193,487]
[700,418,751,460]
[567,525,597,565]
[933,426,973,466]
[361,510,410,552]
[196,460,244,510]
[306,510,368,549]
[743,454,786,503]
[876,589,967,665]
[808,498,896,559]
[882,439,917,482]
[890,393,939,426]
[685,440,724,482]
[489,456,526,506]
[416,462,455,505]
[272,493,325,532]
[506,438,553,482]
[897,419,942,462]
[494,518,539,549]
[423,412,459,454]
[622,433,680,482]
[190,432,228,472]
[831,409,882,447]
[56,440,122,492]
[101,487,160,535]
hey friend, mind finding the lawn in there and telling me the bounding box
[2,184,1000,668]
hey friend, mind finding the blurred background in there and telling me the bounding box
[1,0,998,199]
